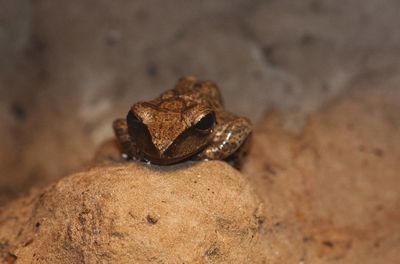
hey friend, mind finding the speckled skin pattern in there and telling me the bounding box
[113,77,252,166]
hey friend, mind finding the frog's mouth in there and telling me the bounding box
[141,152,195,165]
[140,141,208,165]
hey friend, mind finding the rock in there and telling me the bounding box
[243,83,400,263]
[0,161,266,263]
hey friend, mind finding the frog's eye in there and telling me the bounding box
[194,112,215,131]
[127,111,141,126]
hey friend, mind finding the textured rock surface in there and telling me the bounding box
[243,84,400,263]
[0,161,267,263]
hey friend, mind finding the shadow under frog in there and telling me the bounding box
[113,77,252,168]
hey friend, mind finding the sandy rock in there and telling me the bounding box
[0,161,266,263]
[243,84,400,263]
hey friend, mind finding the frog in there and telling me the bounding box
[113,77,252,167]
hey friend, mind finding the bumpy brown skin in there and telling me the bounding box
[113,77,252,166]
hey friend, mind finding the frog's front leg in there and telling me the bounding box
[198,115,252,162]
[113,118,136,159]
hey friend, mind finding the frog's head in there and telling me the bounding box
[127,99,216,165]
